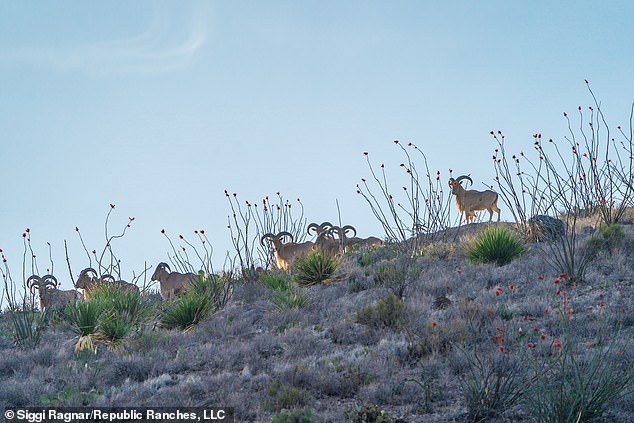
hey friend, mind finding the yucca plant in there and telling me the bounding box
[159,272,233,331]
[467,226,525,266]
[66,284,146,352]
[159,290,213,331]
[97,310,133,348]
[293,250,339,286]
[11,308,47,350]
[109,289,147,326]
[66,300,104,353]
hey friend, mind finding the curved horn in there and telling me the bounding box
[319,221,333,230]
[42,274,58,288]
[277,231,294,243]
[79,267,97,277]
[454,175,473,186]
[329,226,342,239]
[101,274,116,283]
[342,225,357,238]
[260,233,276,246]
[27,275,42,291]
[307,223,320,235]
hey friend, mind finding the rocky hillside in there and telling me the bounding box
[1,221,633,422]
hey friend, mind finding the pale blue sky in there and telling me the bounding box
[1,1,633,292]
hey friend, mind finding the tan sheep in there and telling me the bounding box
[448,175,500,223]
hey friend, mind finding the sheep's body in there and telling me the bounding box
[75,268,139,299]
[309,222,341,255]
[261,232,314,270]
[330,225,384,251]
[347,236,384,249]
[28,275,79,311]
[449,176,500,223]
[40,288,79,311]
[315,237,341,255]
[151,262,196,300]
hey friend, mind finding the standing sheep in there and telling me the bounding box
[448,175,501,223]
[151,262,196,300]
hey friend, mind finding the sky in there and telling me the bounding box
[1,1,633,296]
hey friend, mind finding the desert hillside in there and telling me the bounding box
[1,218,632,422]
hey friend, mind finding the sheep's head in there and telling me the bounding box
[331,225,357,240]
[307,222,333,238]
[76,267,97,289]
[448,175,473,194]
[260,232,294,249]
[27,274,58,298]
[152,262,171,281]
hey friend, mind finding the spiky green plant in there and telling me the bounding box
[97,310,132,348]
[270,408,322,423]
[159,272,233,331]
[467,226,525,266]
[11,309,47,350]
[293,250,339,286]
[66,300,104,353]
[270,289,310,311]
[159,289,213,331]
[261,273,293,292]
[66,284,146,352]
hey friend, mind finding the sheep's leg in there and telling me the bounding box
[492,205,501,222]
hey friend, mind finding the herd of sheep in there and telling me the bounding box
[26,175,500,311]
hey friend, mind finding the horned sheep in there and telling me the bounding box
[75,267,139,299]
[448,175,501,223]
[260,232,314,270]
[27,274,79,311]
[151,262,196,300]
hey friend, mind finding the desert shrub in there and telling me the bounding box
[356,293,405,330]
[294,250,339,286]
[67,284,146,352]
[67,300,104,353]
[347,277,371,294]
[159,272,232,331]
[467,226,525,266]
[270,407,322,423]
[373,265,406,287]
[456,345,524,422]
[261,273,293,291]
[261,272,310,311]
[524,334,633,423]
[159,290,213,331]
[267,381,312,411]
[190,272,233,311]
[97,311,133,348]
[270,289,310,311]
[405,366,438,413]
[373,259,420,298]
[39,385,103,407]
[418,240,460,259]
[357,250,374,268]
[344,404,402,423]
[586,223,625,253]
[358,245,400,265]
[10,309,47,350]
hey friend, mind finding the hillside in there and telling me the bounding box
[1,220,633,422]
